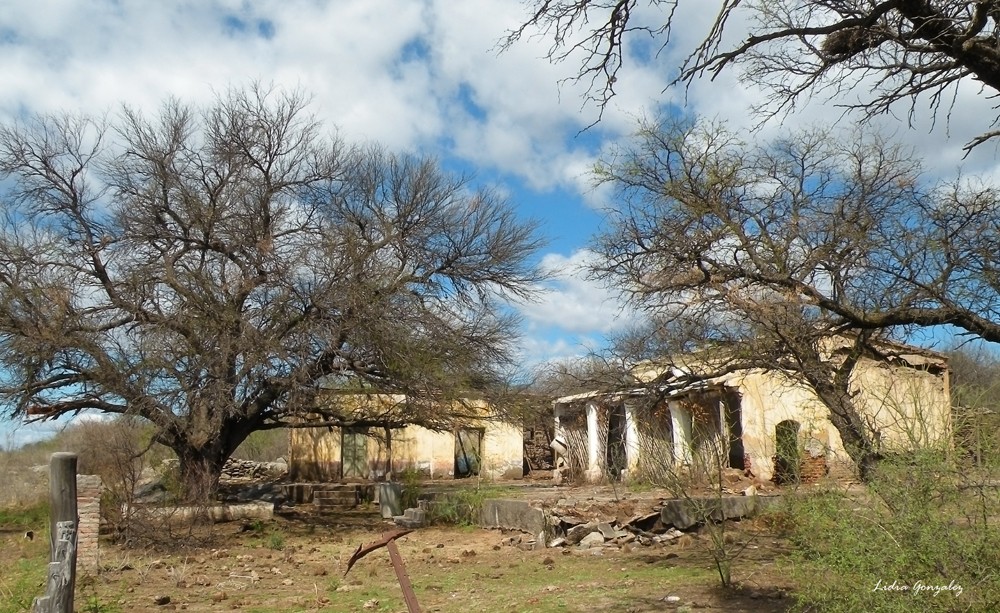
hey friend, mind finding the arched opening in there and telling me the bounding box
[774,420,801,484]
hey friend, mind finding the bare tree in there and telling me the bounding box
[0,85,544,500]
[507,1,1000,149]
[590,117,995,477]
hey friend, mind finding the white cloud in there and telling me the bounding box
[0,0,626,198]
[521,249,636,335]
[6,0,997,382]
[0,417,60,450]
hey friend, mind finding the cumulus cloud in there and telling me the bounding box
[521,249,636,335]
[5,0,997,397]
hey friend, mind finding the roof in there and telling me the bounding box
[553,378,725,406]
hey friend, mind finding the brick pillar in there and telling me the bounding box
[75,475,103,569]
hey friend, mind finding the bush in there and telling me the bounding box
[63,417,157,543]
[399,468,422,510]
[427,486,510,526]
[781,452,1000,612]
[231,430,288,462]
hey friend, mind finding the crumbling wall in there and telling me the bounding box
[734,369,843,482]
[554,405,589,481]
[390,426,456,478]
[634,401,673,482]
[481,423,525,480]
[523,425,554,472]
[288,426,342,481]
[852,358,951,452]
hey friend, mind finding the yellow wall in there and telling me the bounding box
[730,356,950,480]
[289,419,524,482]
[556,347,951,483]
[732,369,850,480]
[852,360,951,451]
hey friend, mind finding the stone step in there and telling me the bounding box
[393,507,426,528]
[283,483,368,505]
[313,491,359,507]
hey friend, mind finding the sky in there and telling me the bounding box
[2,0,1000,448]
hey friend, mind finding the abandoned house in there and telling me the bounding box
[288,394,525,482]
[552,341,951,483]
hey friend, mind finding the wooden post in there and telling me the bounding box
[32,453,78,613]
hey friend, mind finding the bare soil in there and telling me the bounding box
[2,493,796,613]
[0,482,793,613]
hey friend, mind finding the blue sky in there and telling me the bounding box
[3,0,1000,448]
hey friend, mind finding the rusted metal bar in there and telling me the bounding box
[344,529,421,613]
[386,538,421,613]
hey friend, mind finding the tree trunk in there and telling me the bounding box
[798,337,883,483]
[821,391,882,481]
[165,415,260,503]
[174,445,229,504]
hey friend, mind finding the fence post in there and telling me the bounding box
[32,452,79,613]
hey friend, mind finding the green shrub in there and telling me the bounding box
[427,486,510,526]
[399,468,422,509]
[267,532,285,551]
[81,594,122,613]
[781,452,1000,612]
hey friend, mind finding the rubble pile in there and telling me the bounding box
[540,501,686,551]
[501,471,779,552]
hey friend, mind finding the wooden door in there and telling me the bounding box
[342,427,369,479]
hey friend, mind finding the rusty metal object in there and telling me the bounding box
[345,529,420,613]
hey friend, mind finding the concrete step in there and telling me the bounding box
[393,507,426,528]
[313,490,359,508]
[283,483,368,506]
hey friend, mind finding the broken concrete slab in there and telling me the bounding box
[479,499,547,536]
[393,507,426,529]
[579,531,605,549]
[660,495,780,529]
[565,522,597,545]
[146,502,273,524]
[596,522,616,539]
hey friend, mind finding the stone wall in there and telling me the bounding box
[76,475,103,569]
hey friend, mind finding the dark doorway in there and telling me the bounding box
[342,427,369,479]
[774,420,801,484]
[723,391,745,470]
[606,403,627,479]
[455,428,483,478]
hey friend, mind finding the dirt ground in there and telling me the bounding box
[1,489,796,613]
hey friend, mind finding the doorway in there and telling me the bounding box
[723,391,745,470]
[341,427,369,479]
[774,420,801,484]
[606,403,627,480]
[455,428,483,478]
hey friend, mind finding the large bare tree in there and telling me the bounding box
[0,86,544,499]
[508,0,1000,149]
[592,117,1000,475]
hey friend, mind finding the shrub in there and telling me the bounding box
[398,468,422,510]
[267,532,285,551]
[427,486,510,526]
[781,452,1000,612]
[231,430,288,463]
